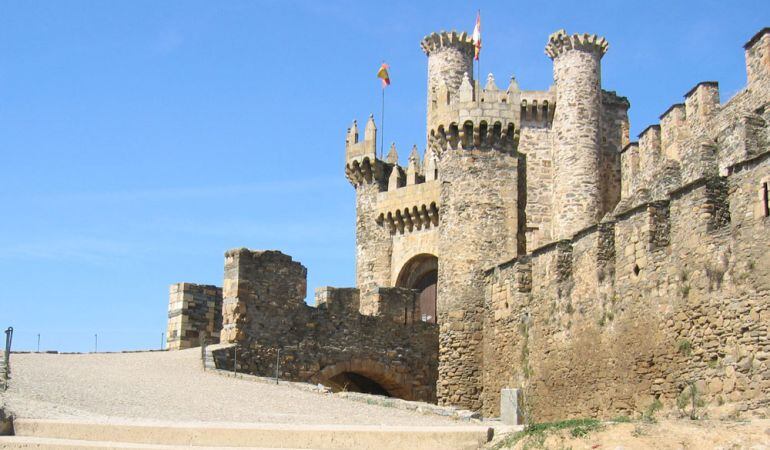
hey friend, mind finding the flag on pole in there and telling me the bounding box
[377,63,390,87]
[472,11,482,61]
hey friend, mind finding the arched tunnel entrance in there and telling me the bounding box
[396,254,438,323]
[312,359,417,399]
[325,372,391,397]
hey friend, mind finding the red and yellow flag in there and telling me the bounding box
[377,63,390,88]
[472,11,482,61]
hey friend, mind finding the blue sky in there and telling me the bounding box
[1,1,767,352]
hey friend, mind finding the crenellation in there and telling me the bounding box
[684,82,721,132]
[406,145,422,185]
[744,27,770,88]
[660,103,687,161]
[620,142,640,199]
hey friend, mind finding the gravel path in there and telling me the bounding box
[1,349,460,427]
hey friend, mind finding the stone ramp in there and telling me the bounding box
[6,419,494,450]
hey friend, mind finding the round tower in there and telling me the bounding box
[546,30,608,239]
[421,31,474,131]
[423,56,522,409]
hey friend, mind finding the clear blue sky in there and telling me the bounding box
[1,1,767,352]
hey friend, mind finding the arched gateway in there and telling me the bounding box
[396,254,438,323]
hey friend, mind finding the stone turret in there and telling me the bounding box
[421,31,475,133]
[547,30,608,239]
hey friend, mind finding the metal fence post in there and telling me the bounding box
[3,327,13,391]
[200,337,208,370]
[275,349,280,384]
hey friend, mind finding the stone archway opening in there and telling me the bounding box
[325,372,392,397]
[312,359,416,400]
[396,254,438,323]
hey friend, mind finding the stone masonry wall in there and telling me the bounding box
[166,283,222,350]
[484,157,769,420]
[356,180,394,312]
[218,249,438,402]
[437,148,520,411]
[482,29,770,419]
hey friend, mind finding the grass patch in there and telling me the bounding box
[611,415,632,423]
[492,418,602,449]
[677,339,692,356]
[642,398,663,423]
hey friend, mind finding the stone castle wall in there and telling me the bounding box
[484,157,769,420]
[166,283,222,350]
[482,28,770,420]
[216,249,439,402]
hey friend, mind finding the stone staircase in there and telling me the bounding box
[0,419,494,449]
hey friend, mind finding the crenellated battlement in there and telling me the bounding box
[620,33,770,213]
[375,180,440,235]
[420,30,474,56]
[427,72,552,145]
[544,29,609,59]
[426,73,522,156]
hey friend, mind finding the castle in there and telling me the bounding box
[167,26,770,421]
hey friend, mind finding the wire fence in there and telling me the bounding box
[0,328,168,354]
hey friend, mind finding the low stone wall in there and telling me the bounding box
[166,283,223,350]
[218,249,439,402]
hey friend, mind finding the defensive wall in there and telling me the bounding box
[482,28,770,420]
[169,249,439,402]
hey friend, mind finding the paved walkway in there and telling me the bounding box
[1,349,460,427]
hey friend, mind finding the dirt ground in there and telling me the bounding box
[489,418,770,450]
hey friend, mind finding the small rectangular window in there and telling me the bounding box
[763,182,769,217]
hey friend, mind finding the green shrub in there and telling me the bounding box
[678,339,693,356]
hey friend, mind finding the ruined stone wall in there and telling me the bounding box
[166,283,222,350]
[218,249,438,402]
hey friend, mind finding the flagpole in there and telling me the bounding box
[476,9,481,85]
[381,86,385,160]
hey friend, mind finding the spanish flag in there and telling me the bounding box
[377,63,390,88]
[472,11,481,61]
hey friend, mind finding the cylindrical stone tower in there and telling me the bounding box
[546,30,608,239]
[436,147,519,411]
[423,31,521,410]
[421,31,474,131]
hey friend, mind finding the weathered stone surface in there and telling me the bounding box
[166,283,222,350]
[216,249,438,402]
